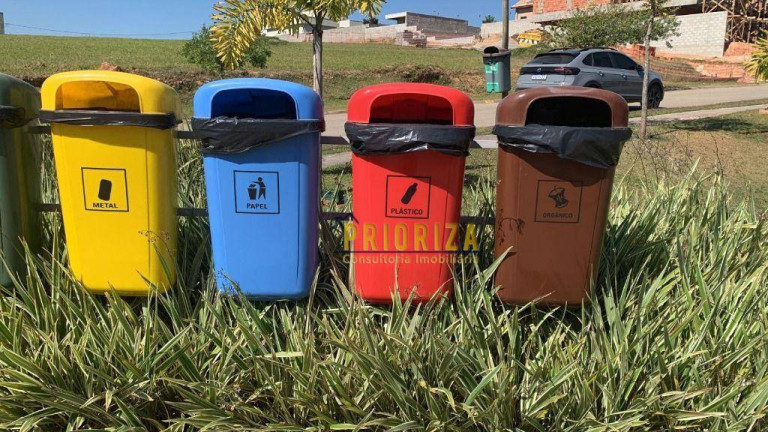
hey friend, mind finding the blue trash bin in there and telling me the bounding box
[193,78,323,300]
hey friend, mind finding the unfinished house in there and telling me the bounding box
[483,0,767,57]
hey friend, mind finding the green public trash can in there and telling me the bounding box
[0,74,42,287]
[483,46,512,93]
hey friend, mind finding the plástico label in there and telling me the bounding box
[385,175,431,219]
[82,167,129,212]
[234,170,280,215]
[534,180,583,223]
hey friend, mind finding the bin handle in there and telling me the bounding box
[0,105,33,129]
[39,110,179,130]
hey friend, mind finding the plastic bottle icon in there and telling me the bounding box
[401,182,418,205]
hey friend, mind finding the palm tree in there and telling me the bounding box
[210,0,385,98]
[746,31,768,82]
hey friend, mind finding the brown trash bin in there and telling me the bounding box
[493,86,632,305]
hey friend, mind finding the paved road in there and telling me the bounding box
[322,102,767,168]
[324,84,768,136]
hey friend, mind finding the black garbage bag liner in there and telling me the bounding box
[493,124,633,169]
[346,122,476,157]
[192,117,325,154]
[39,110,179,130]
[0,105,34,129]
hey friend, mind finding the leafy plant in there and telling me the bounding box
[210,0,385,97]
[639,0,678,140]
[483,15,496,23]
[182,25,272,72]
[1,126,768,429]
[746,30,768,82]
[545,4,678,49]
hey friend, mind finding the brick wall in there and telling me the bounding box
[535,0,609,14]
[651,12,728,58]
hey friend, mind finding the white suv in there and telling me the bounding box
[516,48,665,107]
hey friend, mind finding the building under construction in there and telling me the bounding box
[486,0,767,57]
[698,0,766,43]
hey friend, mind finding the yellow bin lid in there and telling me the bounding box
[41,70,180,118]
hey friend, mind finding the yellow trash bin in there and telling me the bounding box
[41,71,180,295]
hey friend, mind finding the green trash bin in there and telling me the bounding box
[483,46,512,93]
[0,74,42,287]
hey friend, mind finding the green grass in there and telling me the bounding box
[0,35,484,76]
[0,35,194,76]
[628,98,768,118]
[1,34,746,111]
[620,109,768,207]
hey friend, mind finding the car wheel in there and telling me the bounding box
[648,83,663,109]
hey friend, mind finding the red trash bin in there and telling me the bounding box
[346,83,475,304]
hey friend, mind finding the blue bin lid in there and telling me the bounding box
[193,78,323,121]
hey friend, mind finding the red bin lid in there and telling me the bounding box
[347,83,474,126]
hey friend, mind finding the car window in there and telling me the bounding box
[611,53,637,70]
[583,54,594,66]
[592,52,614,68]
[530,54,576,65]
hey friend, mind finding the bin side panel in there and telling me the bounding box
[203,135,319,299]
[0,130,20,287]
[145,129,178,288]
[494,147,613,305]
[52,125,177,294]
[351,151,465,304]
[0,127,42,288]
[0,76,42,287]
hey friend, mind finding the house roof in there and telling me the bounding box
[512,0,534,9]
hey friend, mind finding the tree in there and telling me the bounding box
[483,15,496,23]
[545,4,677,49]
[182,25,272,72]
[210,0,385,97]
[746,30,768,82]
[639,0,677,140]
[363,16,379,25]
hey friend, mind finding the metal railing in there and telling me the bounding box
[29,125,498,225]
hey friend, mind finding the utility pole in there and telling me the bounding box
[0,13,5,35]
[501,0,510,98]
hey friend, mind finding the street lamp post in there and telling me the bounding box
[502,0,510,98]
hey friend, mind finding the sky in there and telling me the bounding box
[0,0,503,39]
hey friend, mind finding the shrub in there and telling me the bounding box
[182,25,272,72]
[545,4,679,48]
[746,30,768,82]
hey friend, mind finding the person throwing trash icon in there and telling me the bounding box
[248,177,268,200]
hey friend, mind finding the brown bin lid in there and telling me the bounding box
[496,86,629,128]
